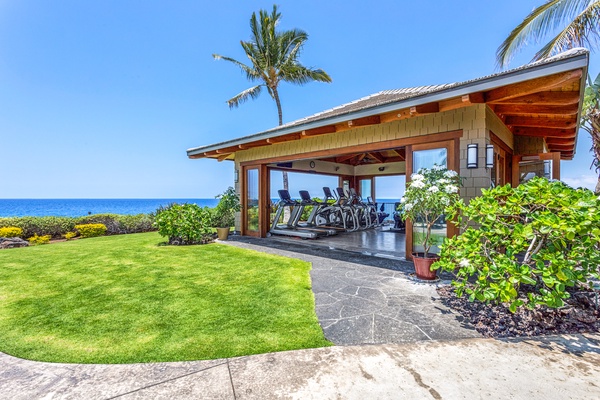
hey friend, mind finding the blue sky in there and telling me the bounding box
[0,0,598,199]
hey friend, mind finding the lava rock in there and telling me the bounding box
[0,237,29,249]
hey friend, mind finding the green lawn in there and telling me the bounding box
[0,232,330,364]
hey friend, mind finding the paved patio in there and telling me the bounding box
[227,236,480,344]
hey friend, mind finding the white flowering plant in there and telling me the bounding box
[399,165,461,257]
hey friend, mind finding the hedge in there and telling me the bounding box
[0,213,156,238]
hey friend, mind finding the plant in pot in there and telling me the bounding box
[400,165,461,280]
[213,187,241,240]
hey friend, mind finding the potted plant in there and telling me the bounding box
[400,165,461,280]
[212,187,241,240]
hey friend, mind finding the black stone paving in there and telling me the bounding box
[227,236,480,345]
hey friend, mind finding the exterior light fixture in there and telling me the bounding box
[485,144,494,169]
[467,143,478,169]
[234,169,239,183]
[378,166,385,172]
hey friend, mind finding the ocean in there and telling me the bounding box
[0,199,220,218]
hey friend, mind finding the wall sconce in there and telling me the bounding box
[234,169,239,183]
[378,166,385,172]
[335,166,340,172]
[485,144,494,169]
[467,143,478,169]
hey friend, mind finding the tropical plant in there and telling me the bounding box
[212,187,241,228]
[496,0,600,68]
[433,177,600,312]
[497,0,600,192]
[213,4,332,125]
[399,166,461,257]
[213,5,332,192]
[582,72,600,193]
[154,203,213,245]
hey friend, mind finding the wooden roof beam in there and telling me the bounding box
[545,137,576,146]
[506,116,577,129]
[410,102,439,116]
[368,152,386,163]
[336,154,358,163]
[485,69,583,103]
[266,132,301,144]
[301,125,337,137]
[347,115,381,128]
[394,148,406,161]
[513,127,576,138]
[494,104,579,116]
[216,145,242,154]
[238,140,270,150]
[461,93,485,104]
[492,91,580,105]
[217,153,232,162]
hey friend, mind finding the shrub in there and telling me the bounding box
[75,213,155,235]
[63,231,77,240]
[400,166,461,257]
[212,187,241,228]
[434,177,600,312]
[28,234,51,245]
[0,227,23,238]
[0,216,75,239]
[154,203,213,245]
[75,223,107,238]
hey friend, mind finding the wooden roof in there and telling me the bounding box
[188,48,589,161]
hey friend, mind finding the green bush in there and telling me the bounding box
[75,213,155,235]
[154,203,213,245]
[75,223,107,238]
[0,214,156,238]
[0,217,75,239]
[212,187,241,228]
[28,234,51,245]
[434,177,600,312]
[0,227,23,238]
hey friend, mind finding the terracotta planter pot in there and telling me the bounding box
[412,253,440,280]
[216,227,230,241]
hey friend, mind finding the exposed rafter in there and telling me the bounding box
[485,69,582,103]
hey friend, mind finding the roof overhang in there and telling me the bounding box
[188,49,589,161]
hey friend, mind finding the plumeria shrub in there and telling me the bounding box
[400,165,461,257]
[154,203,213,245]
[433,177,600,312]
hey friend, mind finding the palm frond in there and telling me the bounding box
[281,65,332,85]
[226,85,263,109]
[533,2,600,60]
[213,53,260,82]
[496,0,598,68]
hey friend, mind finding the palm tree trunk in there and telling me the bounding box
[272,86,290,222]
[273,86,283,126]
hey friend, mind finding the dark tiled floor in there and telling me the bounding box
[268,226,407,259]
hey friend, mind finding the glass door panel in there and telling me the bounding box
[246,168,260,234]
[411,147,448,255]
[359,178,373,200]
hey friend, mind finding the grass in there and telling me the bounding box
[0,232,330,364]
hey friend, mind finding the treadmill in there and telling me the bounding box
[270,190,333,239]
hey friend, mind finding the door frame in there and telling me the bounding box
[405,138,460,260]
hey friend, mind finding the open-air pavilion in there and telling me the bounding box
[188,48,589,259]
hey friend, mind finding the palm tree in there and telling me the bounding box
[497,0,600,193]
[496,0,600,69]
[581,73,600,193]
[213,5,332,126]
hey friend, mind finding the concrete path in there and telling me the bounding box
[227,237,480,344]
[2,334,599,399]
